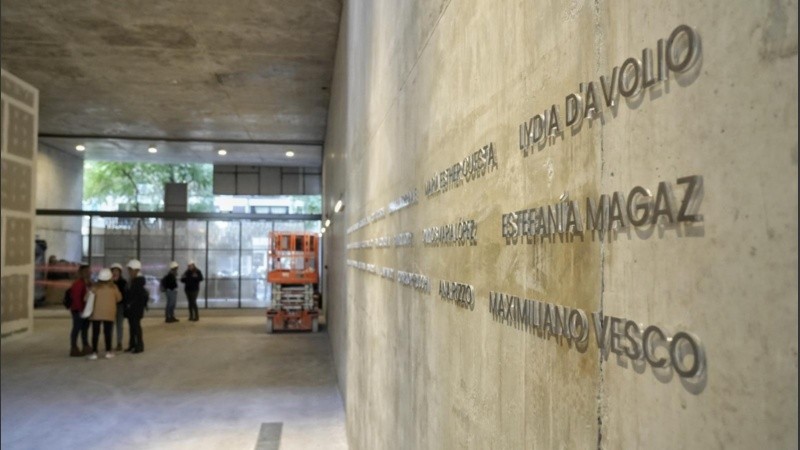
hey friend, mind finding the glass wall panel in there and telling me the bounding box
[173,220,207,310]
[207,221,240,308]
[240,220,272,308]
[39,214,318,309]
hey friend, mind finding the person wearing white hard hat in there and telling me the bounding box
[109,263,127,351]
[180,261,204,322]
[124,259,149,353]
[160,261,180,323]
[86,268,123,360]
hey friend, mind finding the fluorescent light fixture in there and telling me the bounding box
[324,219,331,227]
[148,146,158,154]
[285,150,295,158]
[218,149,227,156]
[75,145,86,151]
[334,199,344,213]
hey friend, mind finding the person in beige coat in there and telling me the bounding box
[87,269,123,360]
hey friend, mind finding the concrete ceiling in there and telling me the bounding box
[0,0,340,166]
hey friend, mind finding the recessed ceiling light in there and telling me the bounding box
[218,149,227,156]
[148,146,158,154]
[334,200,344,213]
[75,145,86,151]
[285,150,295,158]
[320,227,326,234]
[324,219,331,227]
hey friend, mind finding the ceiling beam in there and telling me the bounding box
[38,133,324,147]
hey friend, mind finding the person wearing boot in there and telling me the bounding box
[124,259,149,354]
[86,268,123,360]
[161,262,180,323]
[110,263,127,352]
[180,261,204,322]
[68,264,93,357]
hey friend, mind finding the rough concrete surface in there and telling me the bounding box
[0,0,341,143]
[323,0,797,448]
[1,309,348,450]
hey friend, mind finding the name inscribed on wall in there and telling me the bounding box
[425,143,498,197]
[439,280,476,310]
[519,24,700,152]
[423,219,478,246]
[489,291,705,379]
[501,175,703,240]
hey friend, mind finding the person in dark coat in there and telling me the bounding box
[124,259,149,354]
[180,261,204,322]
[161,261,180,323]
[110,263,127,351]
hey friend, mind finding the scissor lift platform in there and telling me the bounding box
[266,232,319,333]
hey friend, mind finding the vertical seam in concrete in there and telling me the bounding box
[593,1,605,449]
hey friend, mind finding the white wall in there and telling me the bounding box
[35,143,83,263]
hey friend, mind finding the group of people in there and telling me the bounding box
[67,259,205,360]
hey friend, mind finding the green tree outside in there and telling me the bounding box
[83,162,214,212]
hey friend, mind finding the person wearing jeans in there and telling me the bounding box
[161,261,180,323]
[86,268,122,360]
[68,264,92,357]
[110,263,127,351]
[180,261,204,322]
[124,259,149,354]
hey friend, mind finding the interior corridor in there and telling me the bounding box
[0,309,347,450]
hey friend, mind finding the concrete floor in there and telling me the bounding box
[1,309,348,450]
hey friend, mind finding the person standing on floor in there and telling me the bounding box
[124,259,149,354]
[180,261,204,322]
[110,263,127,352]
[67,264,92,357]
[86,268,123,360]
[161,261,180,323]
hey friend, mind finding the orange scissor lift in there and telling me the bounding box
[266,232,319,332]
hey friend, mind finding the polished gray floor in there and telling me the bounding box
[1,309,347,450]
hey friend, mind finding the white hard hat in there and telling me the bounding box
[127,259,142,270]
[188,260,196,266]
[110,263,123,271]
[169,261,179,269]
[98,268,112,281]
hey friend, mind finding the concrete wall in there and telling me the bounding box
[1,69,39,338]
[35,143,83,263]
[322,1,798,449]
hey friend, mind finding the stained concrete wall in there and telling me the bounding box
[35,143,83,263]
[322,1,798,448]
[1,69,39,338]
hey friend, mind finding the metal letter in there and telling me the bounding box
[643,325,669,368]
[669,331,705,378]
[676,175,704,222]
[599,66,619,107]
[548,104,562,136]
[666,24,699,73]
[583,82,600,119]
[626,186,652,227]
[651,181,677,224]
[641,48,657,89]
[618,57,642,97]
[565,93,584,128]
